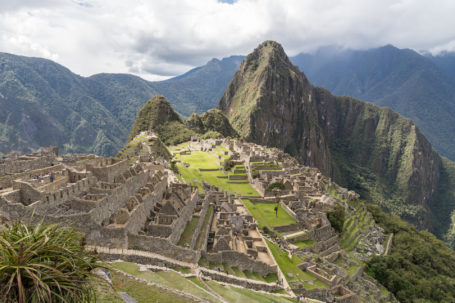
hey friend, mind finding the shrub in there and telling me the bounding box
[170,161,179,174]
[223,157,234,171]
[0,221,103,303]
[265,182,285,192]
[252,171,260,179]
[326,204,345,233]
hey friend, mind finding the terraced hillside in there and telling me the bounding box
[170,138,395,302]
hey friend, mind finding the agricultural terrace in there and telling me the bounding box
[170,142,328,292]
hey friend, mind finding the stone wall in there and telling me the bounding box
[128,234,199,263]
[125,177,168,235]
[89,171,151,225]
[199,268,282,292]
[86,159,130,183]
[36,175,97,213]
[0,156,54,176]
[190,198,210,250]
[204,250,277,276]
[168,190,199,244]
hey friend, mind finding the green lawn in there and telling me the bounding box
[242,200,296,229]
[292,240,316,248]
[111,262,217,302]
[177,216,200,247]
[111,271,194,303]
[206,281,297,303]
[265,240,329,290]
[175,152,258,196]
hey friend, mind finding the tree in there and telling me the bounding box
[265,182,285,192]
[326,204,345,233]
[223,157,234,171]
[0,221,103,303]
[170,160,179,174]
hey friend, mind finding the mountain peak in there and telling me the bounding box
[127,95,182,141]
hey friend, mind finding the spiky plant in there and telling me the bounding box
[0,221,102,303]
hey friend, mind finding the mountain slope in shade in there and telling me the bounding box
[0,52,243,157]
[0,52,127,156]
[219,40,447,232]
[291,45,455,161]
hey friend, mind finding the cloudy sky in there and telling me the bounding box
[1,0,454,80]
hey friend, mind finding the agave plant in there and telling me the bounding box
[0,221,102,303]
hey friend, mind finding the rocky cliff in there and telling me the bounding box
[219,41,444,229]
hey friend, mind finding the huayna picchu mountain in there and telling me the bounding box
[127,95,236,147]
[219,41,455,238]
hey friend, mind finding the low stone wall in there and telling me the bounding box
[199,268,282,292]
[280,201,298,221]
[274,224,299,233]
[128,234,199,263]
[89,246,193,269]
[204,250,276,276]
[228,174,247,180]
[199,168,221,172]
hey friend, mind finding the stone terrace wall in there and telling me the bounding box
[125,177,168,234]
[199,268,282,292]
[86,159,129,183]
[34,175,97,213]
[169,190,199,244]
[128,234,200,263]
[0,156,54,176]
[89,171,150,225]
[190,198,210,250]
[204,250,277,276]
[0,164,65,188]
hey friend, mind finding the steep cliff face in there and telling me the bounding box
[219,41,443,229]
[219,41,332,175]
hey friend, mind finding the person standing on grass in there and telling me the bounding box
[274,205,278,217]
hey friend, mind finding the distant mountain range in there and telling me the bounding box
[292,46,455,161]
[1,46,455,160]
[0,53,242,156]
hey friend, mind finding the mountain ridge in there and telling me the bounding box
[219,40,449,235]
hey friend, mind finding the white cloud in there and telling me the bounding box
[1,0,454,79]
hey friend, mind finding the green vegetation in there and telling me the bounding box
[177,216,199,247]
[170,160,180,174]
[111,270,195,303]
[174,151,258,196]
[200,130,224,139]
[242,200,296,231]
[326,204,345,233]
[128,95,183,141]
[187,109,239,138]
[292,240,316,248]
[365,203,455,303]
[111,262,217,302]
[223,156,234,171]
[265,181,285,192]
[265,240,328,290]
[205,280,297,303]
[0,221,102,303]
